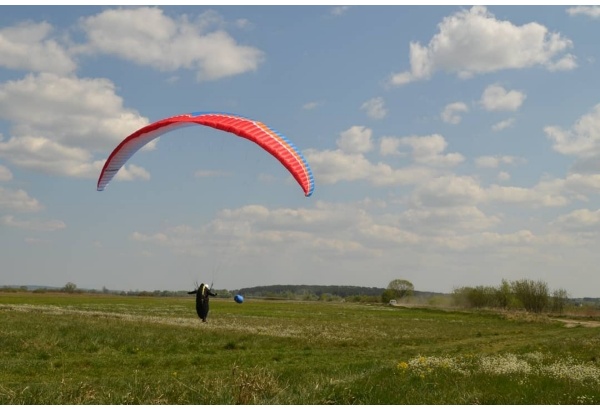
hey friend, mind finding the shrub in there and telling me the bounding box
[511,279,549,314]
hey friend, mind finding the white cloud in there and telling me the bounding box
[492,118,516,132]
[0,164,12,181]
[1,215,66,231]
[566,6,600,19]
[411,175,484,207]
[399,205,500,235]
[305,147,435,186]
[386,134,465,167]
[78,7,264,81]
[0,73,150,180]
[441,101,469,124]
[437,230,539,251]
[331,6,350,16]
[562,173,600,196]
[0,136,93,177]
[336,126,373,154]
[552,208,600,231]
[0,21,76,74]
[544,103,600,158]
[0,187,43,212]
[360,97,387,120]
[129,200,432,262]
[0,73,148,151]
[302,101,322,110]
[379,137,403,157]
[485,184,568,207]
[475,155,521,168]
[390,6,576,86]
[411,173,569,209]
[112,164,151,182]
[497,171,511,182]
[0,136,149,181]
[308,130,463,187]
[480,85,526,112]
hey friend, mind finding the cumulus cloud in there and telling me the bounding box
[331,6,350,16]
[441,102,469,124]
[77,7,264,81]
[360,97,387,120]
[379,137,403,157]
[561,173,600,197]
[390,6,576,86]
[0,187,43,212]
[305,147,435,186]
[0,21,76,74]
[492,118,516,132]
[307,129,466,187]
[485,184,568,208]
[497,171,511,182]
[399,205,501,235]
[544,103,600,159]
[0,73,151,180]
[475,155,521,168]
[131,201,385,258]
[336,126,373,154]
[552,208,600,231]
[480,85,526,111]
[410,173,568,209]
[380,134,464,167]
[436,229,540,251]
[130,199,465,264]
[410,175,484,207]
[302,101,323,110]
[566,6,600,19]
[0,164,12,181]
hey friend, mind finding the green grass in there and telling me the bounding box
[1,292,599,404]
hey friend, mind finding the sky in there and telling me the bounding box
[2,5,600,297]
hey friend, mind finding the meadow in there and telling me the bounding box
[1,292,600,404]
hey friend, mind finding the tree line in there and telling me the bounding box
[2,278,594,315]
[451,279,570,314]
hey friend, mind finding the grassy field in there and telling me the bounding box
[1,292,600,404]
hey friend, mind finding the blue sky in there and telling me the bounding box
[2,5,600,297]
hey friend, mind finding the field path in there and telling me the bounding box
[552,318,600,328]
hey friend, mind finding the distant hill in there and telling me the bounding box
[235,284,448,299]
[3,285,60,291]
[237,284,384,298]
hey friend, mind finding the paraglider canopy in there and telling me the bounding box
[97,111,315,197]
[234,294,244,304]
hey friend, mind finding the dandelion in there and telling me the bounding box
[404,355,471,377]
[397,362,409,371]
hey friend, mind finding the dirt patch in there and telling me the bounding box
[553,318,600,328]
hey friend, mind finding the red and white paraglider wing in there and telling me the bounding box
[97,112,315,197]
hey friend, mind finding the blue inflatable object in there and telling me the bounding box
[234,294,244,304]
